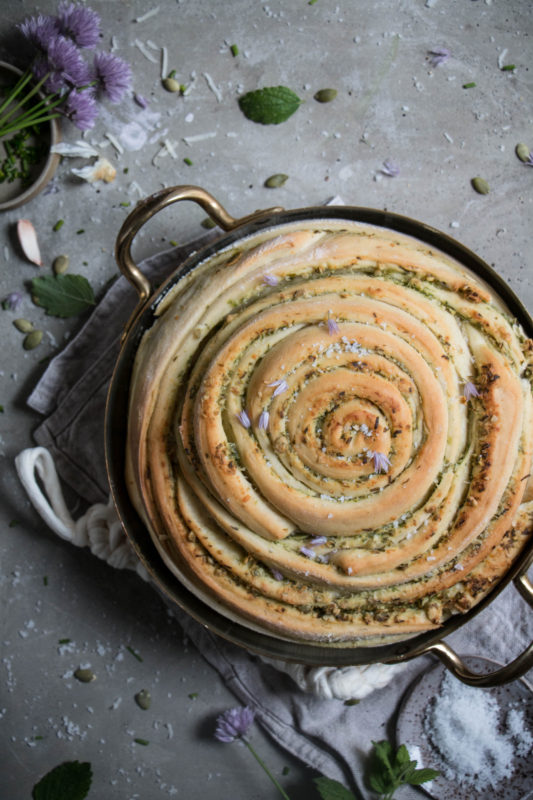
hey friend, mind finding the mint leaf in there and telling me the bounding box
[238,86,302,124]
[31,274,95,318]
[406,767,440,785]
[32,760,92,800]
[314,776,357,800]
[393,744,411,767]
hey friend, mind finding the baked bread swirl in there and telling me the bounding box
[126,219,533,645]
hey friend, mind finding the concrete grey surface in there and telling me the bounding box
[0,0,532,798]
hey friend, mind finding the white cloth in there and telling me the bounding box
[15,444,405,701]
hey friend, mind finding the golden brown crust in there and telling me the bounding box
[125,220,533,645]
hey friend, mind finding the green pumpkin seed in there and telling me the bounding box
[515,143,530,163]
[264,173,289,188]
[23,330,43,350]
[162,77,181,93]
[13,318,34,333]
[134,689,152,710]
[201,217,216,229]
[314,88,337,103]
[53,254,70,275]
[74,667,96,683]
[471,176,490,195]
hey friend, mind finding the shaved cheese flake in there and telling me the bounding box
[134,39,158,63]
[134,6,160,23]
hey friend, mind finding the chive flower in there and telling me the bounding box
[215,706,255,743]
[263,273,279,286]
[56,1,101,49]
[236,409,251,428]
[381,159,400,177]
[63,89,98,130]
[327,317,339,335]
[428,47,451,67]
[18,14,60,51]
[367,450,391,474]
[267,379,289,397]
[258,411,270,430]
[92,51,132,103]
[2,291,24,311]
[463,381,479,401]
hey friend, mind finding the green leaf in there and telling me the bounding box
[406,767,440,785]
[238,85,302,124]
[313,776,357,800]
[31,274,95,318]
[368,772,392,795]
[394,744,411,767]
[32,760,92,800]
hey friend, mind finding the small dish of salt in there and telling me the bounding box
[396,657,532,800]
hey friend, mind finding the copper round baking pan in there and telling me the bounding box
[105,186,533,686]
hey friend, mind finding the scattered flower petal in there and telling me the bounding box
[215,707,255,743]
[327,317,339,335]
[262,273,279,286]
[310,536,328,546]
[463,381,480,401]
[428,47,450,67]
[367,449,391,474]
[134,93,149,109]
[258,410,269,430]
[300,546,317,559]
[236,409,251,428]
[93,51,132,103]
[17,219,42,266]
[267,379,289,397]
[270,568,284,581]
[56,1,101,49]
[2,292,24,311]
[381,159,400,177]
[522,153,533,167]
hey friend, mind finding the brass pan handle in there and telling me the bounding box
[115,184,283,305]
[404,568,533,687]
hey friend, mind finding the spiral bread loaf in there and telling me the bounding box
[126,220,533,645]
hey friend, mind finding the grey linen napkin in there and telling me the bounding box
[28,237,533,798]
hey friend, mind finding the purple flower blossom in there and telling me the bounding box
[381,159,400,177]
[300,546,317,559]
[463,381,479,401]
[236,409,251,428]
[18,14,59,51]
[263,273,279,286]
[367,450,391,474]
[134,93,149,109]
[327,317,339,335]
[2,291,23,311]
[38,35,91,92]
[92,51,132,103]
[215,706,255,743]
[56,1,101,49]
[428,47,451,67]
[258,410,269,430]
[267,379,289,397]
[62,89,98,130]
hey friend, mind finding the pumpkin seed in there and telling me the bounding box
[515,143,530,163]
[134,689,152,710]
[201,217,216,229]
[264,173,289,188]
[53,254,70,275]
[471,176,490,195]
[162,77,181,93]
[13,318,34,333]
[23,330,43,350]
[74,667,96,683]
[314,88,337,103]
